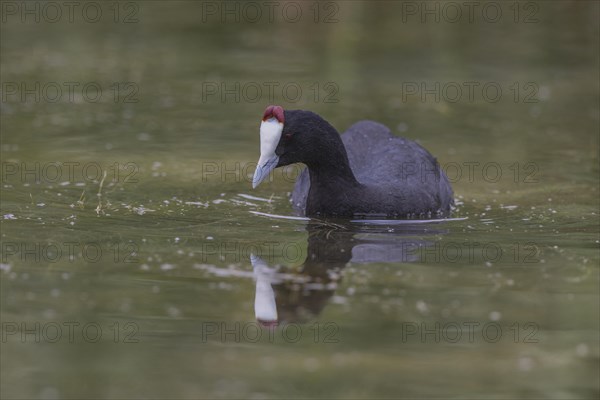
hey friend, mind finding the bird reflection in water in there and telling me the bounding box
[252,220,448,325]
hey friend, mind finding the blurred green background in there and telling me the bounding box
[1,1,599,399]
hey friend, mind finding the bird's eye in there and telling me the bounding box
[285,133,293,140]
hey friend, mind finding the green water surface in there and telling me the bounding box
[1,1,599,399]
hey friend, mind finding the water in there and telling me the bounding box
[1,2,599,399]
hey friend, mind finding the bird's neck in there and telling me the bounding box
[304,136,364,218]
[306,141,360,190]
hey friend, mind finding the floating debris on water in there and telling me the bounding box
[416,300,429,314]
[166,306,181,318]
[575,343,589,357]
[238,193,278,202]
[184,201,209,207]
[249,211,310,221]
[518,356,534,372]
[489,311,502,321]
[127,205,156,215]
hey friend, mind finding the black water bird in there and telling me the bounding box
[253,105,454,218]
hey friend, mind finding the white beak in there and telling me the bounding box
[252,118,283,188]
[251,254,278,324]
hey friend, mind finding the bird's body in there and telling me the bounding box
[291,121,454,218]
[252,106,454,218]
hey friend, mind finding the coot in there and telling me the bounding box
[252,105,454,218]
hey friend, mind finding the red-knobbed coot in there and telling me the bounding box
[252,105,454,218]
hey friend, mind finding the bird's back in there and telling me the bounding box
[291,121,454,216]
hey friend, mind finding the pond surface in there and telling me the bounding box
[1,2,599,399]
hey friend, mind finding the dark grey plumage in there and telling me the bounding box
[288,119,454,218]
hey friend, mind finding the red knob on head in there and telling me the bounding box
[262,105,285,123]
